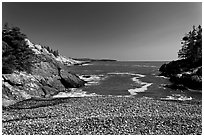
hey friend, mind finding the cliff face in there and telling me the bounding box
[159,59,202,90]
[2,38,85,107]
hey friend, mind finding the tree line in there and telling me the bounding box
[2,23,60,74]
[178,25,202,65]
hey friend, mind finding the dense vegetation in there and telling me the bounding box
[159,25,202,90]
[2,23,36,74]
[2,23,61,74]
[178,25,202,66]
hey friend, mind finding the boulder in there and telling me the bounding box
[59,69,85,88]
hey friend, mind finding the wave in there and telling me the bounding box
[158,85,166,90]
[133,65,157,68]
[79,74,107,86]
[131,77,142,84]
[128,77,152,95]
[160,94,192,101]
[53,88,101,98]
[107,95,133,97]
[155,76,169,79]
[128,83,152,95]
[187,88,202,93]
[107,72,145,77]
[81,63,93,66]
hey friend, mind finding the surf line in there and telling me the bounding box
[79,74,107,86]
[128,76,152,95]
[107,72,145,77]
[107,72,152,95]
[53,88,101,98]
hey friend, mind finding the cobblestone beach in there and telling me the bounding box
[2,96,202,135]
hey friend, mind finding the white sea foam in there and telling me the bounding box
[53,88,101,98]
[81,63,93,66]
[107,95,133,97]
[160,84,168,87]
[128,76,152,95]
[187,88,202,93]
[155,76,169,79]
[135,74,146,77]
[158,86,166,90]
[116,95,133,97]
[107,72,145,77]
[160,94,192,101]
[133,65,157,68]
[128,83,152,95]
[79,74,106,86]
[79,75,101,82]
[85,81,99,86]
[131,77,142,84]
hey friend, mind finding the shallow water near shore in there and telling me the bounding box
[68,61,202,101]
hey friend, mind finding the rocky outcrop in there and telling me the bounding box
[169,66,202,90]
[2,39,85,107]
[2,72,45,106]
[55,55,87,66]
[25,39,86,66]
[159,59,202,90]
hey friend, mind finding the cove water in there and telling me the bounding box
[55,61,202,101]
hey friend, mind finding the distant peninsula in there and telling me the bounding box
[72,58,117,62]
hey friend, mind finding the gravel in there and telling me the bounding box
[2,96,202,135]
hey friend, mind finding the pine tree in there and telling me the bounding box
[178,25,202,63]
[2,23,36,74]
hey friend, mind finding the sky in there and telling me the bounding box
[2,2,202,61]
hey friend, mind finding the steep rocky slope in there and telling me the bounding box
[2,30,85,107]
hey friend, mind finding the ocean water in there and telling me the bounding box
[56,61,202,101]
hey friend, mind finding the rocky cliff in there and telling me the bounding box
[2,29,85,107]
[159,25,202,91]
[159,59,202,90]
[25,39,87,66]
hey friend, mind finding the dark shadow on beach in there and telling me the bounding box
[3,97,81,110]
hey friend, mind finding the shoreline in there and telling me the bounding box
[2,96,202,135]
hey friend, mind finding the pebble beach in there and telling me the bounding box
[2,96,202,135]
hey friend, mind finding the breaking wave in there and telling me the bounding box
[133,65,157,68]
[128,76,152,95]
[160,94,192,101]
[107,72,145,77]
[53,88,101,98]
[155,75,169,79]
[79,74,107,86]
[81,63,93,66]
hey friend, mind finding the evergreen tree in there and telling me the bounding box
[178,25,202,63]
[53,50,59,57]
[2,23,36,74]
